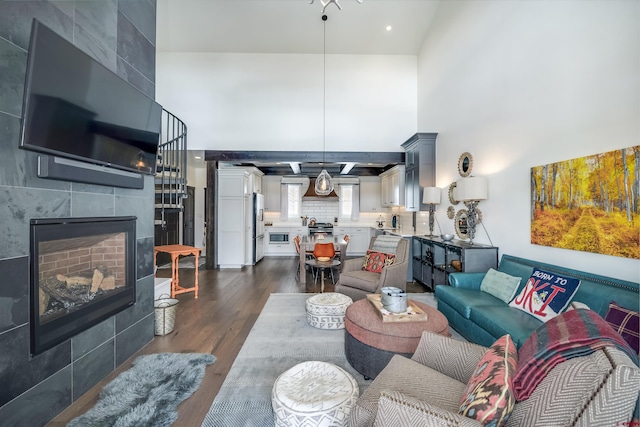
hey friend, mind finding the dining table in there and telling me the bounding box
[298,235,348,284]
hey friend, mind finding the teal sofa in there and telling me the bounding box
[435,254,640,348]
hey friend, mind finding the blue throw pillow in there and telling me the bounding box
[509,268,581,322]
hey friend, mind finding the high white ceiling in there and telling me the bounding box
[156,0,441,55]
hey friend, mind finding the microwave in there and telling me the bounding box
[269,232,289,244]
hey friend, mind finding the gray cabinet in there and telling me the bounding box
[412,236,498,291]
[401,133,437,212]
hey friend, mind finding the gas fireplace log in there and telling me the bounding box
[39,289,50,314]
[41,277,87,305]
[56,273,92,287]
[90,269,104,293]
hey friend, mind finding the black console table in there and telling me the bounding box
[412,236,498,291]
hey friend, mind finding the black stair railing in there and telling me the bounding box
[156,108,187,229]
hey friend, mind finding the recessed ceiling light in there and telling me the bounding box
[385,25,392,31]
[194,156,201,160]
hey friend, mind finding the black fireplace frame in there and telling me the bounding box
[30,216,137,356]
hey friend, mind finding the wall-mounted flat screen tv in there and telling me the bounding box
[19,19,162,176]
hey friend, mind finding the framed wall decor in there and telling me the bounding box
[454,209,469,239]
[458,152,473,177]
[530,146,639,259]
[448,182,459,205]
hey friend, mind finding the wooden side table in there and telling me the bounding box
[154,245,201,298]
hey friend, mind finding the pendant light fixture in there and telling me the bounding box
[315,13,334,196]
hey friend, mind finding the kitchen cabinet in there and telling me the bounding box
[263,226,307,256]
[412,236,498,291]
[217,168,250,268]
[380,165,405,207]
[263,176,281,212]
[334,227,373,256]
[359,176,383,212]
[401,133,437,212]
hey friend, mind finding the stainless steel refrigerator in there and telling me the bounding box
[252,193,265,264]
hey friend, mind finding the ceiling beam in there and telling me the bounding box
[205,150,404,164]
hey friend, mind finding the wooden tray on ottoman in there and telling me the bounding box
[366,294,428,323]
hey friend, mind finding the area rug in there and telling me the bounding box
[68,352,216,427]
[201,292,463,427]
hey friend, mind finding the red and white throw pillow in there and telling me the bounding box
[459,334,518,427]
[509,268,581,322]
[362,250,396,273]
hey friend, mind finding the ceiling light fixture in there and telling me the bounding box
[309,0,363,14]
[315,13,334,196]
[386,25,392,31]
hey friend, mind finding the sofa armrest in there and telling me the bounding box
[373,390,482,427]
[411,331,488,384]
[379,261,408,290]
[447,272,486,290]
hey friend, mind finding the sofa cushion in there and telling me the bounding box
[362,250,396,273]
[459,335,518,427]
[480,268,521,304]
[509,268,581,322]
[374,390,482,427]
[339,270,382,293]
[469,306,542,348]
[605,302,639,354]
[436,286,504,319]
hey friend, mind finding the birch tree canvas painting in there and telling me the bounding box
[530,146,639,259]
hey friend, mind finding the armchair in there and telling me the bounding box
[349,330,640,426]
[336,236,409,301]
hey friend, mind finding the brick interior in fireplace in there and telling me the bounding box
[38,232,126,322]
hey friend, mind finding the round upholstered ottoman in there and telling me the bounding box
[271,361,359,427]
[344,298,450,380]
[306,293,353,329]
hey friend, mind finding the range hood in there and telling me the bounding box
[303,178,339,201]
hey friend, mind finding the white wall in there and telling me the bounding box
[417,0,639,282]
[156,52,418,151]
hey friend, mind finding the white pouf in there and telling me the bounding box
[306,293,353,329]
[272,361,359,427]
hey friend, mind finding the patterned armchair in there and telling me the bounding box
[349,330,640,426]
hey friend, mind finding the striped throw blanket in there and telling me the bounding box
[513,308,639,422]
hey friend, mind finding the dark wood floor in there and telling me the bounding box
[48,256,426,427]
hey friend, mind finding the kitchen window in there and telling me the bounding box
[339,184,360,220]
[280,183,301,219]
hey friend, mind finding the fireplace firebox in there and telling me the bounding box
[30,216,136,355]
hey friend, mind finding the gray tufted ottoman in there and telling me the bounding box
[271,361,359,427]
[305,293,353,329]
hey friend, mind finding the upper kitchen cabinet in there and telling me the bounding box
[263,176,281,212]
[380,165,405,207]
[401,133,437,211]
[359,176,383,212]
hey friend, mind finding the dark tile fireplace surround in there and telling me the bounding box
[0,1,158,425]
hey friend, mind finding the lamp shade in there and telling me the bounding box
[458,176,488,201]
[422,187,441,204]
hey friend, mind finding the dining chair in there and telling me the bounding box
[293,235,313,279]
[312,242,337,284]
[334,235,349,262]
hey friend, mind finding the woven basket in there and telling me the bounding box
[154,294,179,336]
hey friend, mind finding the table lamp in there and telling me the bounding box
[422,187,441,236]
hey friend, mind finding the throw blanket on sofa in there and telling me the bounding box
[513,308,639,401]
